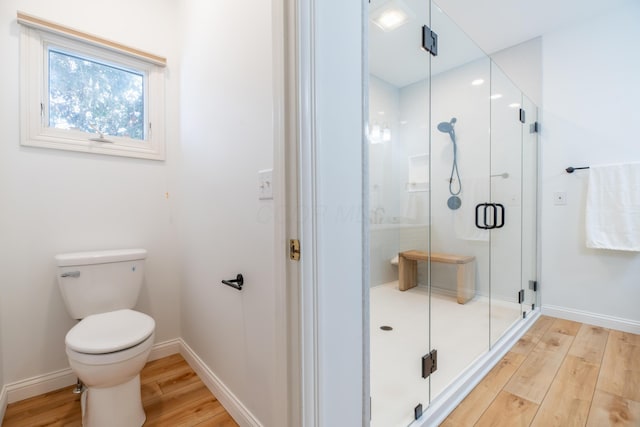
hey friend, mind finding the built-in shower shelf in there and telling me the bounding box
[407,154,429,192]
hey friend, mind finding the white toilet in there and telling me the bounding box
[55,248,155,427]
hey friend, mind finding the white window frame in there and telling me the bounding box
[19,18,166,161]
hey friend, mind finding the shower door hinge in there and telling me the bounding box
[519,108,526,123]
[289,239,300,261]
[414,403,423,420]
[421,349,438,379]
[530,121,540,133]
[529,280,538,292]
[518,289,525,304]
[421,25,438,56]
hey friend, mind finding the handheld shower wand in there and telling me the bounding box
[437,117,462,209]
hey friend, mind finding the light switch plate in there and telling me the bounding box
[258,169,273,200]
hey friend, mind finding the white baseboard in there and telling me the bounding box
[6,367,76,404]
[0,385,8,423]
[1,337,258,427]
[4,338,182,405]
[542,304,640,335]
[415,310,541,426]
[179,339,263,427]
[148,338,181,362]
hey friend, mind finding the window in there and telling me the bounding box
[19,13,166,160]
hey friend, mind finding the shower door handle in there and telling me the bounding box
[494,203,505,228]
[475,203,492,229]
[475,203,505,230]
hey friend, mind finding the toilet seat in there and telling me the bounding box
[66,332,154,366]
[66,309,155,354]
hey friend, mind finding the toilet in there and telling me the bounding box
[55,248,155,427]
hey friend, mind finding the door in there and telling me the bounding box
[368,0,432,425]
[489,64,524,345]
[428,3,492,403]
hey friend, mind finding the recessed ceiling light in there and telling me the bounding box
[370,1,413,32]
[471,79,484,86]
[490,94,503,100]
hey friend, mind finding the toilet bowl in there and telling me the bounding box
[65,309,155,427]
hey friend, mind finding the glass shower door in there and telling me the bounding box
[368,0,431,425]
[428,2,491,403]
[489,64,524,345]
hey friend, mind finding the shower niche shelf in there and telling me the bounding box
[407,153,429,192]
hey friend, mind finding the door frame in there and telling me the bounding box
[278,0,367,425]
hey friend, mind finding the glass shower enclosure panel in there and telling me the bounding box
[428,3,491,402]
[521,95,538,312]
[489,64,524,345]
[368,1,431,425]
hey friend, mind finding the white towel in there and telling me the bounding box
[585,162,640,251]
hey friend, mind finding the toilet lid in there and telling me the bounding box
[66,309,155,354]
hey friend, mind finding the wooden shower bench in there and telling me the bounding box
[398,250,476,304]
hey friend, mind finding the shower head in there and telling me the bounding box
[437,117,457,134]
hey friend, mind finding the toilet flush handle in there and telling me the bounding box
[61,271,80,278]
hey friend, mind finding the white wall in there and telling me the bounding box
[177,1,280,425]
[491,37,542,107]
[0,0,182,384]
[540,1,640,328]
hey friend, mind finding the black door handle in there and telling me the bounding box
[222,274,244,291]
[484,204,494,229]
[475,203,505,230]
[476,203,492,229]
[495,203,505,228]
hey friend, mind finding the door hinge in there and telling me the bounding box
[421,25,438,56]
[517,289,525,304]
[289,239,300,261]
[530,121,540,133]
[421,349,437,379]
[529,280,537,292]
[414,403,423,420]
[519,108,526,124]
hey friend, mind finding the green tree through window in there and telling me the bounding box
[48,49,145,140]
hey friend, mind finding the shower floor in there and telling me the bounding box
[370,281,521,427]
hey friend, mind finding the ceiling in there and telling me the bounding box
[369,0,633,88]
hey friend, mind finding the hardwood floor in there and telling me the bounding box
[3,317,639,426]
[2,353,238,427]
[442,316,640,427]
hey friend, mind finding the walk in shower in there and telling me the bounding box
[367,1,539,425]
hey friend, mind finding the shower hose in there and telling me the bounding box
[449,143,461,196]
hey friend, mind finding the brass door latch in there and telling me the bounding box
[289,239,300,261]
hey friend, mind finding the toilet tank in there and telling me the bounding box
[55,249,147,319]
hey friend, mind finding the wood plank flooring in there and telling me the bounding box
[3,316,639,426]
[2,353,238,427]
[442,316,640,427]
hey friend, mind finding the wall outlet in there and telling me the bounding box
[258,169,273,200]
[553,191,567,205]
